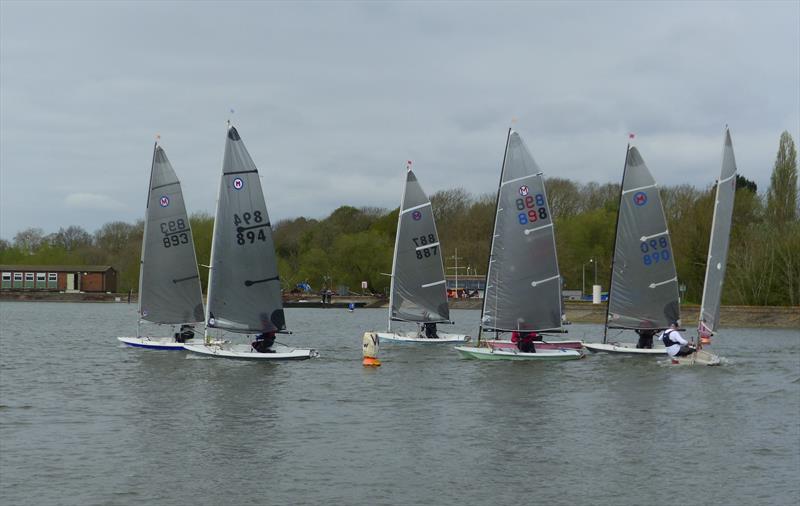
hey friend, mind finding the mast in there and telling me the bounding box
[386,161,410,332]
[204,124,227,340]
[603,142,631,344]
[478,127,512,345]
[136,140,159,336]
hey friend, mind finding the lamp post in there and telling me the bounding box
[580,259,591,299]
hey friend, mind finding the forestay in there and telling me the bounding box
[389,169,450,324]
[699,129,737,334]
[607,147,679,330]
[481,131,562,333]
[138,144,204,325]
[206,126,285,334]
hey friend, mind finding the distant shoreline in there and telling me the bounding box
[1,291,797,329]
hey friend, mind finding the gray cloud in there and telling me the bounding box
[1,0,798,238]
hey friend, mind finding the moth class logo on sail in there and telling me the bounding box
[412,211,422,221]
[159,196,170,207]
[518,185,529,196]
[633,191,648,206]
[233,178,244,190]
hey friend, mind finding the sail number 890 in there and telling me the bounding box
[641,237,670,266]
[516,194,547,225]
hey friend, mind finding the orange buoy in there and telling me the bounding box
[362,356,381,367]
[362,332,381,367]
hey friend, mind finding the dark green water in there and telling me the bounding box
[1,302,798,506]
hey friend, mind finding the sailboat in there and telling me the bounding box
[673,129,737,366]
[183,123,317,360]
[584,143,679,355]
[455,130,582,361]
[375,162,469,343]
[118,141,205,350]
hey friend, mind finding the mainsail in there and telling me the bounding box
[480,130,563,333]
[389,168,450,326]
[138,143,204,325]
[206,125,285,334]
[698,129,737,336]
[606,146,679,333]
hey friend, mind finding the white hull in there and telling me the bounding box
[454,345,582,361]
[183,343,318,360]
[377,331,470,343]
[118,336,196,350]
[583,342,667,355]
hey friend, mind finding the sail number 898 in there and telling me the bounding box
[516,194,547,225]
[412,234,438,260]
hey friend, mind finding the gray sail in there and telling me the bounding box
[699,129,737,333]
[206,126,285,334]
[607,146,679,330]
[389,169,450,324]
[138,144,204,324]
[481,131,563,333]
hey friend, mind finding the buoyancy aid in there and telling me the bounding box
[660,329,679,347]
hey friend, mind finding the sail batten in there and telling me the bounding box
[138,144,205,325]
[480,131,563,333]
[699,129,737,333]
[206,125,285,334]
[606,146,680,331]
[388,169,450,325]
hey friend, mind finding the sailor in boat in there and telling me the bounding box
[423,322,439,339]
[512,331,540,353]
[174,324,195,343]
[659,322,696,357]
[252,331,277,353]
[635,329,656,349]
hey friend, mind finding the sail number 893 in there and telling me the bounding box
[412,234,438,260]
[516,195,547,225]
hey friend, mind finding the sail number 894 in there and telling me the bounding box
[412,234,438,260]
[234,211,268,245]
[516,195,547,225]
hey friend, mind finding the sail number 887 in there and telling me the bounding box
[412,234,438,260]
[516,195,547,225]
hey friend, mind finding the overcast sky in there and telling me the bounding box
[1,0,798,239]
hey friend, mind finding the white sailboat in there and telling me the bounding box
[376,162,469,344]
[584,142,679,355]
[184,123,317,360]
[118,141,205,350]
[673,129,737,366]
[455,129,582,361]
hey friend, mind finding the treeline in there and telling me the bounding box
[2,133,798,306]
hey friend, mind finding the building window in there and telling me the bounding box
[1,273,10,281]
[48,273,57,281]
[25,273,34,281]
[36,273,46,281]
[14,273,22,281]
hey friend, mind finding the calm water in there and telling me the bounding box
[0,302,798,506]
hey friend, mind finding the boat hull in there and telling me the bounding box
[485,339,583,351]
[454,346,582,361]
[183,343,318,360]
[669,349,721,366]
[583,342,667,355]
[377,331,470,344]
[118,336,192,350]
